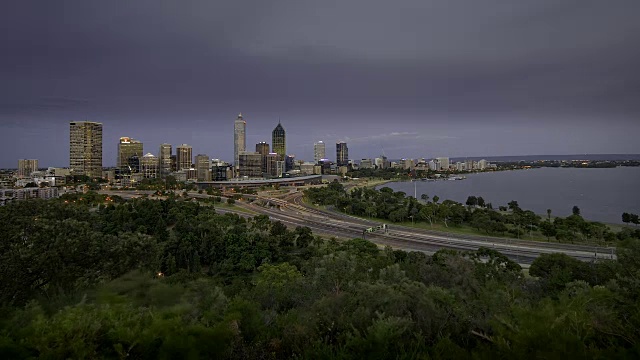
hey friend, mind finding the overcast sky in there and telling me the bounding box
[1,0,639,167]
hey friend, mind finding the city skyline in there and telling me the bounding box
[2,1,640,168]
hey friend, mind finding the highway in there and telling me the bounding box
[238,191,616,265]
[97,188,616,265]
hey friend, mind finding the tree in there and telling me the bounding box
[507,200,520,212]
[622,212,631,225]
[420,193,429,202]
[631,213,640,226]
[540,221,556,241]
[477,196,485,208]
[572,205,581,216]
[465,196,478,207]
[226,198,235,205]
[547,208,552,222]
[432,195,440,204]
[418,203,437,227]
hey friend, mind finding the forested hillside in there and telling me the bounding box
[1,195,639,359]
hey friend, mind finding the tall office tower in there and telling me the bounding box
[265,152,279,177]
[234,113,246,169]
[238,151,262,178]
[256,142,270,174]
[255,142,270,156]
[285,154,295,172]
[272,121,286,161]
[17,159,38,178]
[70,121,103,178]
[195,154,211,181]
[159,143,172,177]
[117,137,144,173]
[176,144,193,171]
[336,141,349,167]
[436,157,450,171]
[170,155,177,172]
[140,153,159,179]
[314,141,325,164]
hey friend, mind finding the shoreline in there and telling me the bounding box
[369,167,638,227]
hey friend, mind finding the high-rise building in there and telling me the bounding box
[272,122,286,161]
[70,121,102,178]
[465,160,474,172]
[175,144,193,171]
[159,143,172,177]
[117,137,143,173]
[17,159,38,178]
[314,141,325,164]
[436,157,450,171]
[285,154,295,172]
[140,153,159,179]
[265,152,279,177]
[195,154,211,181]
[238,151,262,178]
[256,142,270,174]
[336,141,349,167]
[234,113,246,169]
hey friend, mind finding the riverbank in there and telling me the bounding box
[377,167,640,225]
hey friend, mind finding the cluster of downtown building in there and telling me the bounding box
[5,116,495,200]
[5,116,352,193]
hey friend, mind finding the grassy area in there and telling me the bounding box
[303,198,602,245]
[199,201,257,215]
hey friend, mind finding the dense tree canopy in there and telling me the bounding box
[1,195,640,358]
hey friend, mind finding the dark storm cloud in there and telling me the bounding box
[1,0,639,167]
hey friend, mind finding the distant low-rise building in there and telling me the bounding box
[360,159,373,169]
[0,187,59,205]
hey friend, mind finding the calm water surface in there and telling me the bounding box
[379,167,640,224]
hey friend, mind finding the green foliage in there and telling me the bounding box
[1,197,640,358]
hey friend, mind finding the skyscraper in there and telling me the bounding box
[336,141,349,167]
[436,157,450,171]
[238,151,262,178]
[272,121,286,161]
[70,121,102,178]
[256,142,270,174]
[117,137,143,173]
[17,159,38,178]
[285,154,295,172]
[234,113,246,170]
[195,154,211,181]
[176,144,193,171]
[159,143,172,177]
[140,153,159,179]
[314,141,325,164]
[255,142,270,156]
[265,152,279,177]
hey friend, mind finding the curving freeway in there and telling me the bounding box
[234,190,616,265]
[97,188,616,265]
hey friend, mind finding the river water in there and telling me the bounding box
[378,167,640,224]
